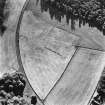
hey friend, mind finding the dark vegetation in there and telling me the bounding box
[31,96,37,105]
[0,0,7,35]
[37,0,105,35]
[91,74,105,105]
[0,72,37,105]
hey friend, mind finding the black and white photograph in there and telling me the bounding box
[1,0,105,105]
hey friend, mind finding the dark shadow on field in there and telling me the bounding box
[0,0,8,36]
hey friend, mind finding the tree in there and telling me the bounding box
[36,0,105,35]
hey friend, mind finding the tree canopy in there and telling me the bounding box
[37,0,105,35]
[0,0,6,35]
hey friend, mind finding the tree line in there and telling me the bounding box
[37,0,105,35]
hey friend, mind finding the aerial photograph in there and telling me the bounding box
[1,0,105,105]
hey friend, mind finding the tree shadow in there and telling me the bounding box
[0,0,7,36]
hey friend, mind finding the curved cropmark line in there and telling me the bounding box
[15,0,44,104]
[15,0,104,105]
